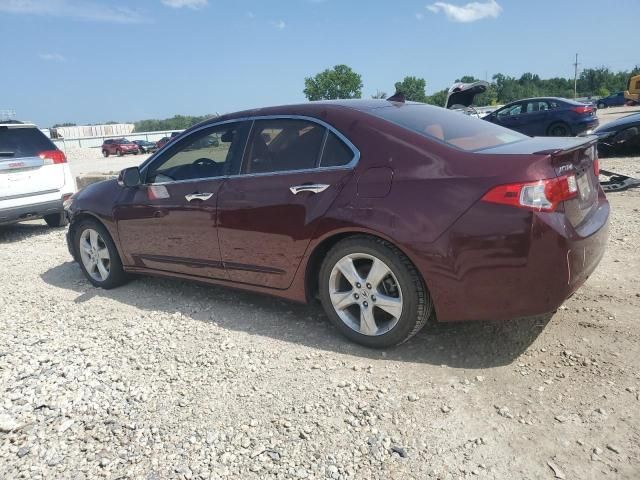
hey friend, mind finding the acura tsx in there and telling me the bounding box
[65,99,609,348]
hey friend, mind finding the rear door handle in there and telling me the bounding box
[289,184,330,195]
[185,192,214,202]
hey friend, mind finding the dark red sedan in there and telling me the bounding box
[65,100,609,348]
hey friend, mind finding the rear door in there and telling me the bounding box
[520,100,551,136]
[115,121,250,279]
[217,117,357,289]
[0,125,64,201]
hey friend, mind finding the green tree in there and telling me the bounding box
[134,114,217,132]
[393,76,427,103]
[371,90,387,99]
[425,89,448,107]
[303,65,363,101]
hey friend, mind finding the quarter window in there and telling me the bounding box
[147,123,244,183]
[321,131,354,167]
[242,119,325,174]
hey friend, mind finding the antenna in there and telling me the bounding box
[573,53,580,99]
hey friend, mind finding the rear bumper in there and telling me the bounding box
[573,118,599,135]
[415,196,609,322]
[0,199,63,225]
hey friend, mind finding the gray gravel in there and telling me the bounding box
[1,157,639,478]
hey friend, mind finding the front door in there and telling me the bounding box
[494,102,525,133]
[217,118,358,289]
[115,121,249,279]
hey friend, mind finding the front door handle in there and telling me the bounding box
[185,192,214,202]
[289,184,330,195]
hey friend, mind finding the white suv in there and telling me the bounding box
[0,121,76,227]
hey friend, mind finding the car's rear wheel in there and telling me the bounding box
[102,149,109,158]
[74,219,127,289]
[319,236,432,348]
[597,103,606,109]
[44,212,68,228]
[548,122,570,137]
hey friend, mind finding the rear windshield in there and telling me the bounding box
[0,126,56,158]
[368,104,527,152]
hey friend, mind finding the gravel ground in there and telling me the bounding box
[1,139,640,478]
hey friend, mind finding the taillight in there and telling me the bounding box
[39,150,67,165]
[481,175,578,212]
[571,105,593,114]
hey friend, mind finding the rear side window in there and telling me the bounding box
[369,104,526,152]
[0,126,56,158]
[243,119,325,174]
[321,131,354,167]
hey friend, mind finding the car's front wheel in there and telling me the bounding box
[116,149,123,157]
[319,236,432,348]
[74,219,128,289]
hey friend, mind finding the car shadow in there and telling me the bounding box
[41,261,552,369]
[0,222,58,244]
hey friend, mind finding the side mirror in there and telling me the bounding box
[118,166,142,187]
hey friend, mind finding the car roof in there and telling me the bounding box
[0,120,37,128]
[199,99,435,127]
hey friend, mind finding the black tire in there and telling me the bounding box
[134,150,139,155]
[548,122,571,137]
[116,149,123,157]
[597,103,606,109]
[102,150,109,158]
[44,212,68,228]
[319,236,432,348]
[73,219,128,289]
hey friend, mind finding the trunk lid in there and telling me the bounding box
[480,136,601,228]
[445,80,490,109]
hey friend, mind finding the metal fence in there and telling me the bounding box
[52,130,184,150]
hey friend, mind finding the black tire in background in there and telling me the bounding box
[319,236,433,348]
[102,150,109,158]
[44,212,68,228]
[548,122,571,137]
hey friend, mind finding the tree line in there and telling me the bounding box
[303,64,640,106]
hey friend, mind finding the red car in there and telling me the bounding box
[65,100,608,348]
[101,138,139,157]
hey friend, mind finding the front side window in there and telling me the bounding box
[147,123,243,183]
[498,104,523,117]
[242,119,325,174]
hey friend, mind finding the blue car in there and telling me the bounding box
[483,97,599,136]
[596,92,626,109]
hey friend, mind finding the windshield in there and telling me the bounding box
[117,138,131,143]
[368,103,527,152]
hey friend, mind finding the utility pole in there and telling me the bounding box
[573,53,580,99]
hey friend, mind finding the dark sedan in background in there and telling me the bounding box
[132,140,157,154]
[597,92,627,109]
[591,112,640,156]
[65,99,608,348]
[484,97,598,136]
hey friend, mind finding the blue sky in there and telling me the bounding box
[1,0,637,127]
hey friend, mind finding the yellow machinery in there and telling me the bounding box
[624,74,640,104]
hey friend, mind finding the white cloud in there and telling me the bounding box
[427,0,502,23]
[161,0,207,9]
[0,0,147,23]
[39,52,66,62]
[272,19,286,30]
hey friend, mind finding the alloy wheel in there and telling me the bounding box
[79,228,111,282]
[328,253,403,336]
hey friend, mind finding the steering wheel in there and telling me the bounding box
[193,158,217,168]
